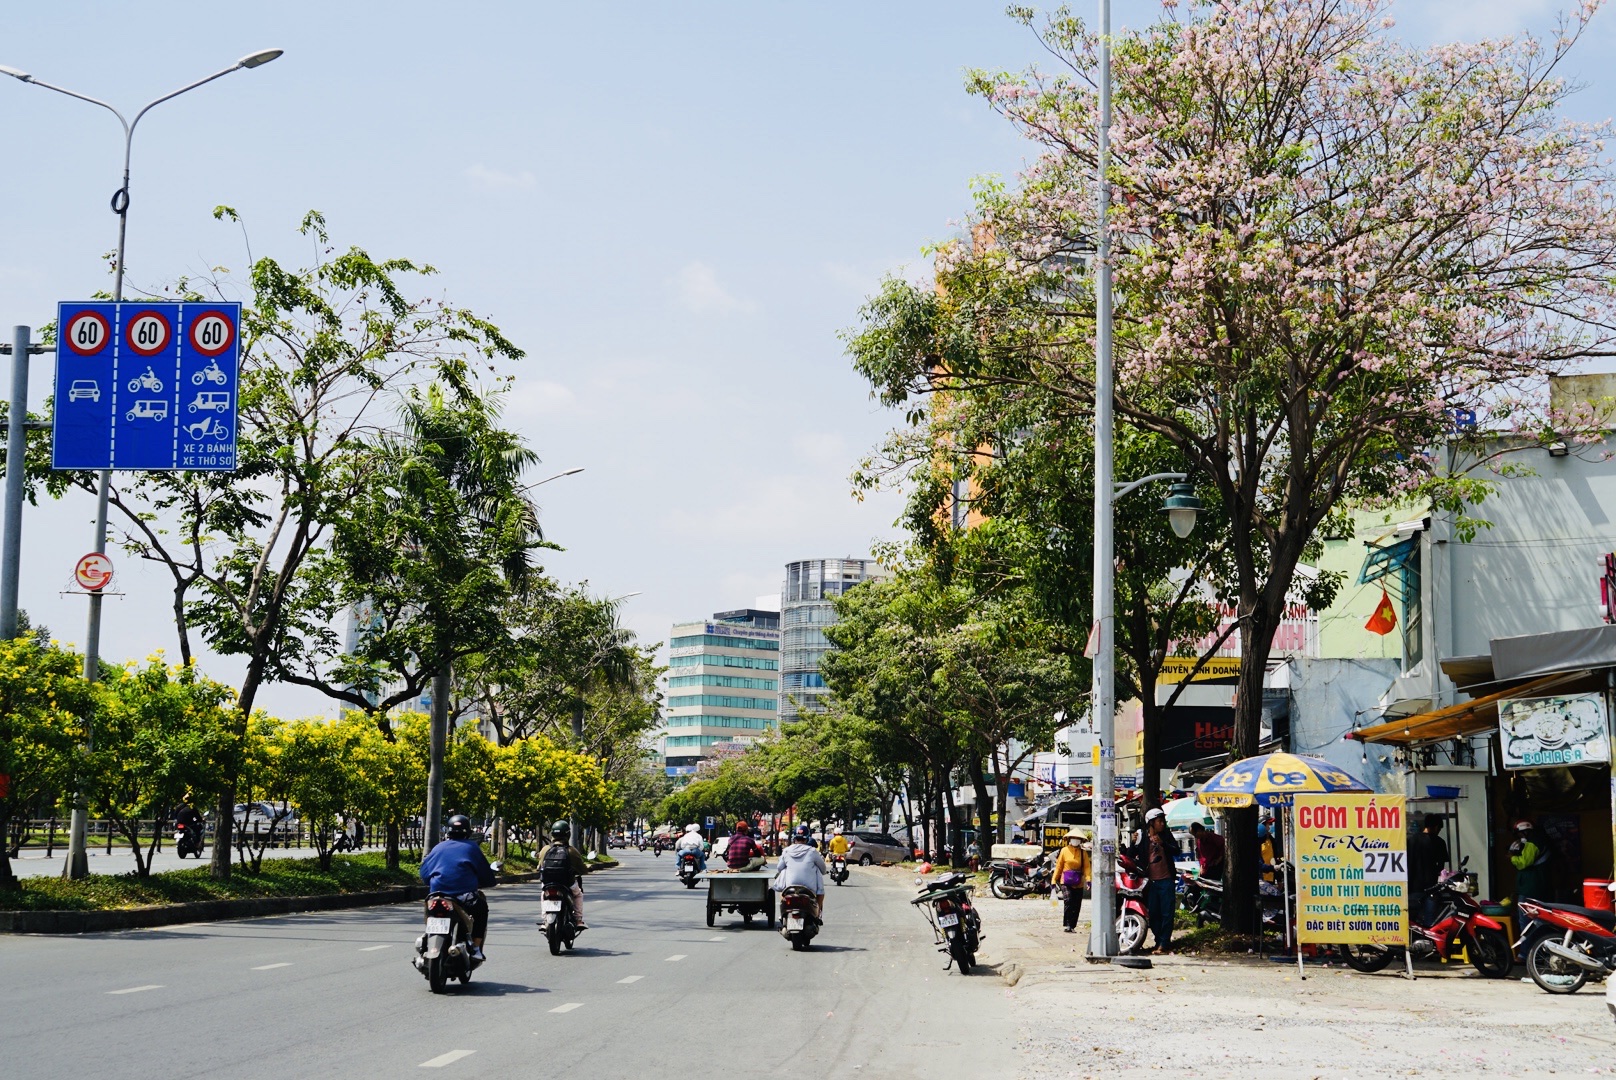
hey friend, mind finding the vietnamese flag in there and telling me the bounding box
[1365,588,1397,636]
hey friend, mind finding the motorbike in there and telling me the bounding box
[413,892,485,993]
[173,821,204,859]
[911,872,983,973]
[539,879,580,955]
[1178,870,1222,927]
[1339,863,1512,977]
[830,855,849,886]
[678,850,702,889]
[779,885,821,950]
[128,367,163,393]
[988,853,1052,900]
[1114,854,1152,953]
[1518,884,1616,994]
[192,359,228,386]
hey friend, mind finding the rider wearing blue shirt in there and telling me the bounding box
[419,815,497,959]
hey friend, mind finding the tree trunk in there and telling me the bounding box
[967,756,994,861]
[0,805,17,890]
[1221,598,1285,934]
[1140,695,1163,811]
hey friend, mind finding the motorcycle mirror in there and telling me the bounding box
[490,862,503,873]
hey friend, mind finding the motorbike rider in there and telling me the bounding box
[674,822,707,872]
[536,821,589,930]
[173,800,203,850]
[772,823,828,918]
[828,826,851,862]
[724,819,768,870]
[418,814,497,961]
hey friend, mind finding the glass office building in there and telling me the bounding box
[780,557,886,722]
[662,610,781,777]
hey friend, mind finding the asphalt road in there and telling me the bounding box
[1,849,1015,1080]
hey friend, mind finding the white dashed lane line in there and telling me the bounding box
[549,1003,584,1013]
[252,963,292,970]
[617,975,643,984]
[664,954,686,962]
[359,945,392,952]
[107,985,163,995]
[707,936,725,941]
[420,1050,475,1068]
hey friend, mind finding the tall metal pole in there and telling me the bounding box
[424,668,450,855]
[1088,0,1120,960]
[0,326,31,640]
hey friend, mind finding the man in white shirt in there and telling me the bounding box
[673,823,707,872]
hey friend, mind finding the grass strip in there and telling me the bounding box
[0,852,420,912]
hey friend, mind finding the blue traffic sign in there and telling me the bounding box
[53,301,241,471]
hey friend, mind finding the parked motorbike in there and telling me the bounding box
[1178,870,1222,927]
[173,821,204,859]
[911,872,983,973]
[1339,863,1511,977]
[1114,854,1152,953]
[1518,885,1616,994]
[779,885,821,950]
[539,881,580,955]
[413,893,484,993]
[988,852,1051,900]
[830,855,849,886]
[678,851,701,889]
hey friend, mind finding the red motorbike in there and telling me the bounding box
[1340,864,1512,977]
[1518,885,1616,994]
[1115,853,1151,954]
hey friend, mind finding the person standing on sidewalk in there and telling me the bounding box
[1131,807,1180,953]
[1050,830,1091,933]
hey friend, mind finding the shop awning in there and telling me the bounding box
[1348,672,1584,747]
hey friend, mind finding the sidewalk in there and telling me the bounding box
[887,867,1616,1078]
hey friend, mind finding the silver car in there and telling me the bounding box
[847,830,908,866]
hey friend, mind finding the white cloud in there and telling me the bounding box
[670,261,754,315]
[503,378,577,417]
[463,163,537,190]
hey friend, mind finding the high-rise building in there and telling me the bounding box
[779,557,886,722]
[662,610,781,777]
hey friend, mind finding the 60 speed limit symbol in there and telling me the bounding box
[124,310,172,357]
[64,310,111,356]
[188,310,236,357]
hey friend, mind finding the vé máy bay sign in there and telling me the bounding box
[1294,793,1408,948]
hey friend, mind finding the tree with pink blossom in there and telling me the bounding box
[849,0,1616,931]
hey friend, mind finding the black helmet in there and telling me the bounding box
[550,820,571,841]
[792,824,813,842]
[446,814,472,840]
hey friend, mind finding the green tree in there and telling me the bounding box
[86,659,239,877]
[268,718,368,871]
[0,639,93,888]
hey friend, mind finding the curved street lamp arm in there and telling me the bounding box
[1112,471,1187,502]
[6,75,129,136]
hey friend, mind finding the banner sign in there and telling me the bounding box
[1294,794,1408,948]
[1499,693,1611,769]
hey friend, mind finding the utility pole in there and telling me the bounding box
[423,668,450,855]
[0,326,40,639]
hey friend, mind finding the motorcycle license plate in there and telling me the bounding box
[425,918,451,934]
[938,913,960,927]
[787,915,805,930]
[542,900,563,913]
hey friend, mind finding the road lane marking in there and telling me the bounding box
[708,936,725,941]
[252,962,292,970]
[665,954,686,962]
[107,985,163,995]
[359,945,392,951]
[420,1050,475,1068]
[617,975,643,984]
[549,1003,583,1013]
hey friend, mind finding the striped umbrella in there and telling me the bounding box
[1196,752,1371,808]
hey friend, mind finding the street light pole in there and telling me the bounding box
[1,49,283,878]
[1088,0,1121,961]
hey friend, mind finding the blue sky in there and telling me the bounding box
[0,2,1610,717]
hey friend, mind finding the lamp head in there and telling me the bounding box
[238,49,284,70]
[1161,481,1202,539]
[0,65,32,82]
